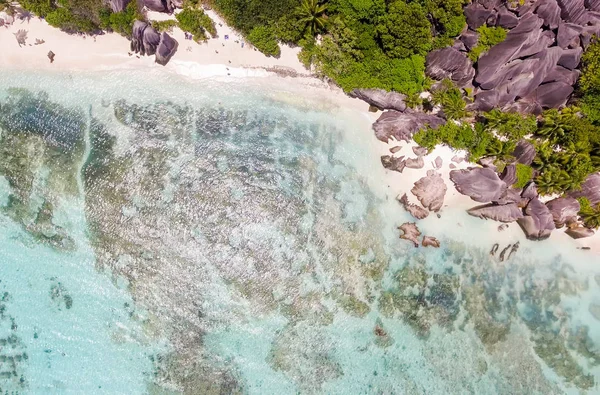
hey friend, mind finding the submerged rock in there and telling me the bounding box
[372,111,445,143]
[398,193,429,220]
[545,197,580,227]
[381,155,405,173]
[468,203,524,222]
[517,197,556,240]
[450,167,508,203]
[422,236,441,248]
[351,89,407,112]
[398,222,421,247]
[411,171,447,212]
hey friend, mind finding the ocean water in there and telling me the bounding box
[0,69,599,394]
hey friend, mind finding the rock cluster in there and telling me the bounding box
[131,21,178,65]
[426,0,600,113]
[350,89,407,112]
[372,111,445,143]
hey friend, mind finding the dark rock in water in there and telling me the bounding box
[460,30,479,51]
[521,182,538,200]
[426,47,476,87]
[557,22,583,48]
[570,172,600,205]
[156,32,178,65]
[372,111,445,143]
[542,66,581,86]
[490,243,499,256]
[557,47,583,70]
[468,202,524,222]
[513,140,535,165]
[499,244,512,261]
[405,156,425,169]
[350,89,407,112]
[545,197,580,228]
[517,197,556,240]
[465,3,495,29]
[497,6,519,28]
[535,0,561,29]
[398,193,429,219]
[412,146,428,156]
[411,171,447,211]
[450,167,508,203]
[422,236,440,248]
[508,241,520,260]
[381,155,406,173]
[566,226,595,239]
[500,163,517,186]
[143,0,170,12]
[529,81,574,108]
[398,223,421,247]
[109,0,131,12]
[498,223,509,231]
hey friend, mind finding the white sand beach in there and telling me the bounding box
[1,13,598,256]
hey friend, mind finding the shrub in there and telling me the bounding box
[99,1,141,37]
[431,79,467,120]
[176,8,216,41]
[377,1,432,58]
[577,197,600,229]
[469,25,507,61]
[481,109,537,140]
[46,7,97,33]
[152,19,178,33]
[514,163,533,188]
[247,25,281,57]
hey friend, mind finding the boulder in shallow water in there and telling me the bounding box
[398,194,429,220]
[350,89,407,112]
[156,32,178,65]
[372,111,445,143]
[468,202,524,222]
[450,167,508,203]
[398,223,421,247]
[517,197,556,240]
[422,236,441,248]
[566,226,595,239]
[411,171,447,212]
[381,155,406,173]
[545,197,580,228]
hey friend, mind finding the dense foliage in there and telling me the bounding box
[468,25,507,61]
[176,8,217,41]
[578,197,600,229]
[579,39,600,125]
[431,79,468,120]
[247,25,281,57]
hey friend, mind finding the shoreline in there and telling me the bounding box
[1,18,598,256]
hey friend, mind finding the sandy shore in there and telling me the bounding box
[1,14,598,255]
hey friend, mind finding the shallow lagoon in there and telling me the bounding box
[0,69,599,394]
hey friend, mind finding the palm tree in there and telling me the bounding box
[296,0,327,37]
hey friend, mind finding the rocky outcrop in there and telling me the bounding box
[426,47,476,87]
[405,156,425,169]
[109,0,131,12]
[467,202,524,222]
[143,0,170,12]
[372,111,445,143]
[517,197,556,240]
[566,226,595,239]
[131,21,178,65]
[513,140,536,165]
[450,167,508,202]
[570,172,600,205]
[500,163,517,186]
[545,197,580,227]
[411,171,447,211]
[398,194,429,219]
[156,32,178,65]
[422,236,441,248]
[399,223,421,247]
[350,89,407,112]
[412,146,428,156]
[381,155,406,173]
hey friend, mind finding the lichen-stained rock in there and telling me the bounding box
[411,171,447,212]
[545,197,580,227]
[372,111,445,143]
[381,155,406,173]
[500,163,517,186]
[398,222,421,247]
[517,197,556,240]
[570,172,600,205]
[398,193,429,220]
[513,140,536,165]
[426,47,476,87]
[450,167,508,203]
[535,0,562,29]
[422,236,441,248]
[156,32,178,65]
[350,89,407,112]
[460,29,480,51]
[468,203,524,222]
[566,226,595,239]
[557,47,583,70]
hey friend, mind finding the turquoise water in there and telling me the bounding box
[0,69,599,394]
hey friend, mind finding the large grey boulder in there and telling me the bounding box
[426,47,476,87]
[557,47,583,70]
[143,24,161,55]
[450,167,508,203]
[372,111,445,143]
[143,0,169,12]
[517,197,556,240]
[528,81,574,108]
[350,89,407,112]
[468,203,524,222]
[500,163,517,186]
[570,173,600,205]
[465,3,496,29]
[422,236,441,248]
[131,20,149,55]
[405,156,425,169]
[460,30,480,51]
[411,171,447,212]
[557,22,583,48]
[535,0,562,29]
[557,0,588,24]
[109,0,131,12]
[542,66,581,86]
[156,32,178,65]
[513,140,536,165]
[497,7,519,28]
[545,197,580,227]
